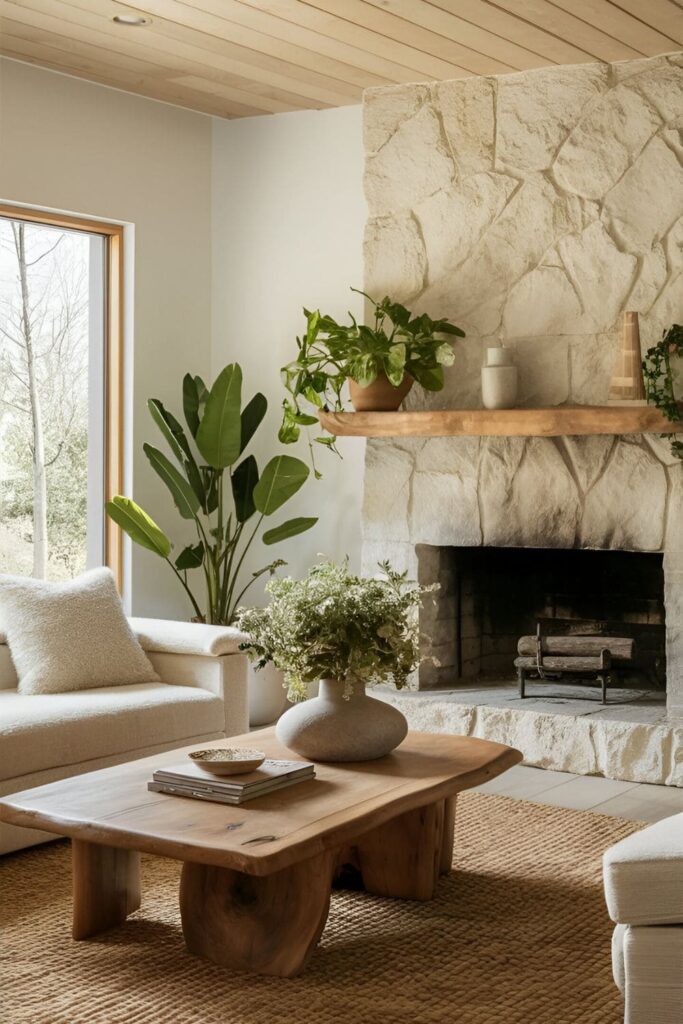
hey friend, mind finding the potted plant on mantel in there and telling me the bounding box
[237,559,433,762]
[279,289,464,466]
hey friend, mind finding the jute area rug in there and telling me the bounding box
[1,792,641,1024]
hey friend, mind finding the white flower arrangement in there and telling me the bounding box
[238,560,434,701]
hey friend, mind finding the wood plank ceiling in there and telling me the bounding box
[0,0,681,118]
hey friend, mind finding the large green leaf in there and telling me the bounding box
[184,457,206,509]
[253,455,309,516]
[348,353,377,388]
[196,364,242,468]
[143,443,200,520]
[231,455,259,523]
[105,496,171,558]
[175,541,204,570]
[182,374,200,438]
[437,322,466,337]
[410,364,444,391]
[262,516,317,545]
[384,343,406,386]
[240,392,267,453]
[148,399,191,463]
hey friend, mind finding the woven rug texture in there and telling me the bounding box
[0,792,641,1024]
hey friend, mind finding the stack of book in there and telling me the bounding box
[147,758,315,806]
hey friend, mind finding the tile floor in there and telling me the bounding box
[474,764,683,821]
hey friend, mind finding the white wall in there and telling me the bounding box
[0,59,365,616]
[0,59,213,617]
[211,104,365,596]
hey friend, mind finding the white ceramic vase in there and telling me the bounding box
[275,677,408,762]
[247,662,289,727]
[481,346,518,409]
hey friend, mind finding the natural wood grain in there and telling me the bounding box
[299,0,517,74]
[517,635,634,659]
[24,0,364,102]
[0,38,264,117]
[356,800,445,901]
[440,796,457,875]
[123,0,428,86]
[0,4,322,113]
[362,0,547,70]
[179,850,335,976]
[427,0,596,64]
[609,0,683,45]
[318,405,683,439]
[515,654,610,671]
[0,729,522,876]
[229,0,473,78]
[72,840,140,939]
[485,0,643,60]
[0,0,679,117]
[549,0,679,53]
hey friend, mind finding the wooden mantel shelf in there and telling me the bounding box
[318,405,683,439]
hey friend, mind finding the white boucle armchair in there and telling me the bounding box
[603,812,683,1024]
[0,617,250,854]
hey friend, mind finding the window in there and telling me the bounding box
[0,206,122,584]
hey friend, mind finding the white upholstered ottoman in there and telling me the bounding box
[604,811,683,1024]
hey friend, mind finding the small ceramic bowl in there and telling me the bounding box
[188,748,266,776]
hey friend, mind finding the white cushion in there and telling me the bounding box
[612,923,627,994]
[0,568,158,694]
[622,925,683,1024]
[0,683,225,779]
[130,617,247,657]
[604,812,683,926]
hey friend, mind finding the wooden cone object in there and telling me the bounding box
[608,311,647,405]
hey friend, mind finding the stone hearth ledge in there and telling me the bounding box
[375,689,682,787]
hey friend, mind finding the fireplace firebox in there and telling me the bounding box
[417,545,666,691]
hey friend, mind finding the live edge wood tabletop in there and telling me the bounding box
[0,729,522,977]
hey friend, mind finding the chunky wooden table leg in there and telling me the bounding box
[356,800,446,901]
[440,796,457,875]
[72,840,141,939]
[179,850,336,977]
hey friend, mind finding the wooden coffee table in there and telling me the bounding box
[0,728,521,976]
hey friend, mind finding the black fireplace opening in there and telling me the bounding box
[418,545,666,690]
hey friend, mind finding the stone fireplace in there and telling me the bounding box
[360,52,683,785]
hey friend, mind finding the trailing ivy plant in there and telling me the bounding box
[106,364,316,624]
[279,289,464,472]
[643,324,683,460]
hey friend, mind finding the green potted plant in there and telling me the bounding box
[279,290,464,459]
[238,559,432,762]
[106,363,316,625]
[643,323,683,461]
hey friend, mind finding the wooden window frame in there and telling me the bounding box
[0,204,124,588]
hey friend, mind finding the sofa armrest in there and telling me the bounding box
[603,812,683,926]
[129,617,248,657]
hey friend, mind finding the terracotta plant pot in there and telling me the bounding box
[348,372,413,412]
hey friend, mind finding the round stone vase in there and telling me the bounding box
[275,677,408,762]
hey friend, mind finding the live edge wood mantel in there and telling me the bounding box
[319,405,683,439]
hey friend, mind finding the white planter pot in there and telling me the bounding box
[275,677,408,762]
[247,662,288,727]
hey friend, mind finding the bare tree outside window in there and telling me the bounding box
[0,219,91,579]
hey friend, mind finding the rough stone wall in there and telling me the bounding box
[364,53,683,405]
[361,54,683,715]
